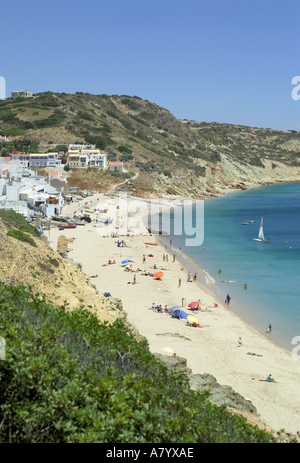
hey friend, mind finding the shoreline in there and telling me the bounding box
[157,234,293,358]
[53,191,300,434]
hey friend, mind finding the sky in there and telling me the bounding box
[1,0,299,131]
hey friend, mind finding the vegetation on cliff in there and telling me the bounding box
[0,282,277,443]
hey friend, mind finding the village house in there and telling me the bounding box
[0,167,63,217]
[80,154,88,168]
[109,161,124,172]
[67,150,80,168]
[29,153,61,168]
[66,148,106,169]
[11,153,62,168]
[10,90,34,100]
[89,153,106,168]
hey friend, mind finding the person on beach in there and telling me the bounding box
[238,337,242,347]
[178,278,181,287]
[226,294,231,305]
[244,284,247,290]
[170,239,172,246]
[133,274,136,285]
[163,254,165,261]
[166,255,168,262]
[267,324,272,332]
[143,255,146,263]
[193,273,197,282]
[187,272,191,282]
[218,268,222,274]
[266,374,276,382]
[173,254,176,262]
[151,303,156,311]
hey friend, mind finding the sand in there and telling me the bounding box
[48,196,300,435]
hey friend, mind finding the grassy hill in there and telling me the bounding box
[1,91,300,197]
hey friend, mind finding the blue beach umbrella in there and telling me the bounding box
[121,260,129,264]
[171,309,188,320]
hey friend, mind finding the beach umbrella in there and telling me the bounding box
[154,271,164,279]
[121,260,129,264]
[188,301,200,308]
[187,315,199,324]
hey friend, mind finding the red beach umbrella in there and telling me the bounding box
[153,271,164,279]
[188,301,200,308]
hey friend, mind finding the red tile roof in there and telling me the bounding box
[109,161,123,166]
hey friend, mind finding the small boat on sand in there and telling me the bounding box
[59,225,77,230]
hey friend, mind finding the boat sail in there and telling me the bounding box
[253,217,270,242]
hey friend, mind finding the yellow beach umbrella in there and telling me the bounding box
[187,315,199,325]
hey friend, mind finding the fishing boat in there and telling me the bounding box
[241,220,255,225]
[58,225,77,230]
[253,218,270,242]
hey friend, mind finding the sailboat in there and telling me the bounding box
[253,217,270,242]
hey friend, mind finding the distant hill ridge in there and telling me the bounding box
[1,91,300,197]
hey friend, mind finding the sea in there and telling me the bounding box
[155,182,300,352]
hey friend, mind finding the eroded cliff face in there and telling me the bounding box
[152,154,300,199]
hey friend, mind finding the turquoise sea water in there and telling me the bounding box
[159,182,300,351]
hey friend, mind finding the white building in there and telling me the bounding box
[89,153,106,168]
[11,153,62,168]
[29,153,61,168]
[109,161,124,172]
[11,90,34,100]
[67,148,106,169]
[0,170,63,217]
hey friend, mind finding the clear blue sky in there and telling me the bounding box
[1,0,299,130]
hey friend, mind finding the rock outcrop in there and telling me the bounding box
[155,353,257,415]
[189,373,257,415]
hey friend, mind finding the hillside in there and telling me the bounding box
[0,211,126,327]
[1,91,300,197]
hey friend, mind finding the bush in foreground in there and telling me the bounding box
[0,283,277,443]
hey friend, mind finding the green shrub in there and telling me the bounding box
[0,283,277,443]
[7,229,37,247]
[249,156,265,168]
[0,210,40,237]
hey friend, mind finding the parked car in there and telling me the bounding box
[79,216,91,223]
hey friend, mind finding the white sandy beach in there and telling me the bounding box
[48,196,300,435]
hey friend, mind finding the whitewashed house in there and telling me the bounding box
[89,153,106,168]
[109,161,124,172]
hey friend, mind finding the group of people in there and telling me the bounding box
[150,303,171,313]
[117,240,127,247]
[187,272,197,283]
